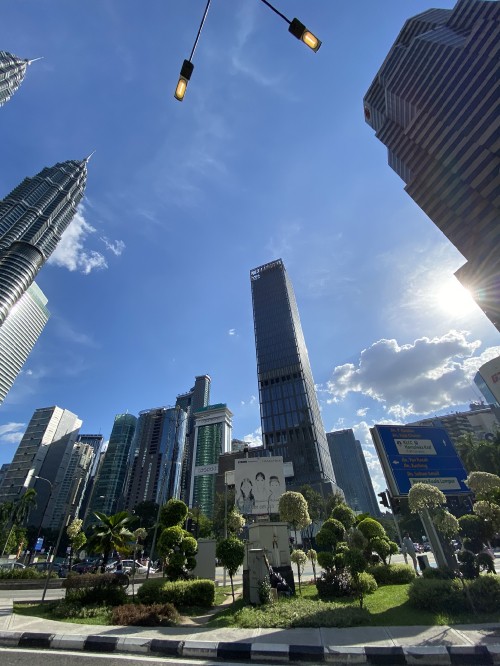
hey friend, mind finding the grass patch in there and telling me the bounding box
[208,583,500,628]
[14,602,111,625]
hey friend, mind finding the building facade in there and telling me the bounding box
[0,51,33,107]
[474,356,500,407]
[0,281,49,404]
[176,375,211,503]
[251,259,340,496]
[84,413,137,526]
[364,0,500,330]
[0,406,82,526]
[408,402,500,446]
[190,404,232,519]
[326,430,380,516]
[123,406,187,510]
[0,158,88,327]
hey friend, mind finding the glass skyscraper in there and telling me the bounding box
[85,413,137,526]
[123,406,187,510]
[0,158,88,327]
[364,0,499,330]
[0,281,49,404]
[0,51,34,107]
[326,430,380,517]
[251,259,339,496]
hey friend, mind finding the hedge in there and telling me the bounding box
[112,603,180,626]
[62,572,127,606]
[137,578,215,608]
[367,564,416,585]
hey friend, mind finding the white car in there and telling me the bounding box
[0,560,25,570]
[118,560,155,574]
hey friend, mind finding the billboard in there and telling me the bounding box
[371,424,469,497]
[234,456,285,515]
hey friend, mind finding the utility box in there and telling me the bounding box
[192,539,216,580]
[247,549,269,604]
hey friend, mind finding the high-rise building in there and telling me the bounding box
[474,356,500,407]
[84,413,137,526]
[0,406,82,523]
[190,404,232,518]
[0,463,10,491]
[251,259,339,496]
[42,440,94,531]
[0,281,49,405]
[0,158,88,326]
[75,434,105,522]
[123,406,187,510]
[408,402,500,446]
[363,0,500,330]
[0,51,35,107]
[326,430,380,516]
[176,375,211,503]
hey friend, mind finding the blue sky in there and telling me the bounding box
[1,1,499,493]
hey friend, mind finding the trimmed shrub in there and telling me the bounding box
[0,568,57,580]
[136,578,215,608]
[457,550,477,579]
[467,575,500,613]
[422,566,456,580]
[408,577,464,612]
[357,518,385,541]
[52,601,111,621]
[477,552,496,574]
[367,564,416,585]
[62,573,127,606]
[352,571,378,607]
[316,570,353,599]
[112,603,180,626]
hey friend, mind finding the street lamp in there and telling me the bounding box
[174,0,321,101]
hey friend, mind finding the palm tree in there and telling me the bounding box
[87,511,136,572]
[1,489,37,556]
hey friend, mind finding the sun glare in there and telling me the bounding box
[436,280,476,315]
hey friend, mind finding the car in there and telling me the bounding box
[117,559,155,575]
[0,560,25,570]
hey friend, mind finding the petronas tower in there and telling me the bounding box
[0,51,34,106]
[0,159,88,326]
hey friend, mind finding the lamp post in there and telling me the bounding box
[174,0,321,101]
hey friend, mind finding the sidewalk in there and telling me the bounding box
[0,598,499,664]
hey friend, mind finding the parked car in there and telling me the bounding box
[116,559,155,575]
[0,560,25,570]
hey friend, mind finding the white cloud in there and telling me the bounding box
[357,408,369,417]
[48,206,108,274]
[243,427,262,447]
[0,422,25,445]
[100,236,125,256]
[327,331,500,420]
[228,329,236,336]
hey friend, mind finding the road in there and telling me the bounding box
[0,649,265,666]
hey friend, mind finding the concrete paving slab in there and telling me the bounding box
[386,625,470,646]
[320,626,393,647]
[453,624,500,646]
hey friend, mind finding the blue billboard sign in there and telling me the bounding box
[371,424,470,497]
[34,537,44,552]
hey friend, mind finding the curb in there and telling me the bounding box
[0,632,499,664]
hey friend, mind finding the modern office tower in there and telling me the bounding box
[0,281,49,405]
[0,406,82,524]
[176,375,211,503]
[0,51,36,107]
[77,435,105,521]
[408,402,500,446]
[190,404,232,518]
[85,413,137,525]
[123,406,187,510]
[251,259,339,496]
[0,158,88,326]
[326,430,380,516]
[42,440,94,531]
[363,0,500,331]
[0,463,10,491]
[474,356,500,407]
[76,434,104,457]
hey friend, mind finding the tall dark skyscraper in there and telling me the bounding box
[0,159,88,327]
[123,406,187,510]
[176,375,211,503]
[0,51,35,107]
[326,430,380,517]
[363,0,499,330]
[251,259,340,496]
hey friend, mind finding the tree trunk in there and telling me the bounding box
[229,572,235,603]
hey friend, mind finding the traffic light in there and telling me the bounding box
[388,496,401,515]
[378,491,390,508]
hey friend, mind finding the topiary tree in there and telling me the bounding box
[357,517,386,541]
[290,548,307,594]
[331,504,356,530]
[160,499,189,529]
[157,524,198,581]
[216,536,245,602]
[278,491,311,546]
[307,548,318,582]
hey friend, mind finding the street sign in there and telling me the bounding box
[34,537,44,552]
[370,424,469,497]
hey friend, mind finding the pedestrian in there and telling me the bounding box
[402,533,419,574]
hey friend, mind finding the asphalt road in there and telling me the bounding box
[0,649,265,666]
